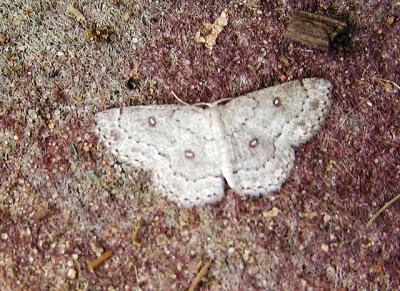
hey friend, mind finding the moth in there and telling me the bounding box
[95,78,332,207]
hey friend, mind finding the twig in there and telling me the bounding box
[367,193,400,227]
[87,250,113,270]
[370,77,400,91]
[187,261,212,291]
[131,218,142,248]
[133,263,140,285]
[361,64,370,78]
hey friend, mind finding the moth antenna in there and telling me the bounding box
[171,91,190,106]
[193,102,213,107]
[171,91,214,107]
[194,98,233,108]
[171,91,231,108]
[213,97,232,105]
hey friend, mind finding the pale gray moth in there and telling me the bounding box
[95,78,332,207]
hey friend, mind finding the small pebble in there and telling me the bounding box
[386,16,395,25]
[323,214,331,224]
[67,268,76,279]
[242,250,250,262]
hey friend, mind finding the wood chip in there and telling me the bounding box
[87,250,113,271]
[283,11,347,50]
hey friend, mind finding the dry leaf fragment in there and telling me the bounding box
[279,55,290,68]
[122,12,132,22]
[85,25,114,43]
[262,207,280,218]
[195,9,228,50]
[325,160,336,172]
[32,202,51,222]
[386,16,395,25]
[0,35,7,46]
[131,218,142,248]
[66,4,86,24]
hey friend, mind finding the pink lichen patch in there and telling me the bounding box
[40,134,71,174]
[0,114,18,129]
[33,117,99,178]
